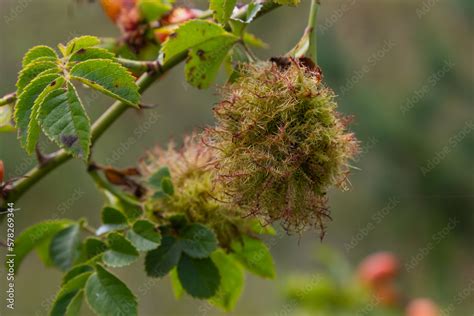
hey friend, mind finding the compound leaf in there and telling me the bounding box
[22,45,58,67]
[179,224,217,258]
[70,59,140,107]
[85,265,137,316]
[13,219,73,272]
[145,236,181,277]
[177,254,220,299]
[37,83,91,159]
[126,220,162,251]
[50,223,82,271]
[14,73,60,149]
[209,250,244,311]
[210,0,237,25]
[230,235,275,279]
[103,232,139,268]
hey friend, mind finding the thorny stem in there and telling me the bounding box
[0,2,280,212]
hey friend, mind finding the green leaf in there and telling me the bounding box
[68,47,115,65]
[13,220,73,272]
[185,34,237,88]
[231,2,263,24]
[138,0,173,22]
[209,250,244,311]
[97,207,128,235]
[169,268,184,299]
[26,75,66,154]
[103,232,139,268]
[243,32,268,49]
[210,0,237,25]
[180,224,217,258]
[145,236,182,277]
[63,264,94,285]
[126,220,161,251]
[177,254,220,299]
[162,20,238,89]
[65,290,84,316]
[70,59,140,106]
[14,73,61,149]
[64,36,101,56]
[0,105,15,132]
[85,265,137,316]
[148,166,171,189]
[36,236,57,267]
[84,237,108,259]
[102,206,127,225]
[37,83,91,159]
[230,235,275,279]
[22,45,58,67]
[16,60,60,93]
[50,272,92,316]
[161,177,174,195]
[50,224,82,271]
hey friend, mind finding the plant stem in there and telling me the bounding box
[116,58,159,73]
[307,0,320,63]
[0,2,280,210]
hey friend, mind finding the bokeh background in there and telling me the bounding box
[0,0,473,315]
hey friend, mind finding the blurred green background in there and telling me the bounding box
[0,0,473,315]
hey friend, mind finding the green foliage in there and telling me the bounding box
[231,235,275,279]
[97,207,128,235]
[145,236,182,277]
[161,20,238,88]
[13,36,140,160]
[177,254,221,298]
[50,272,92,316]
[85,265,137,316]
[209,250,244,311]
[180,223,218,258]
[126,220,162,251]
[13,219,73,272]
[70,59,140,107]
[210,0,237,25]
[50,223,82,271]
[7,5,306,315]
[22,45,58,67]
[38,83,91,159]
[103,232,139,267]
